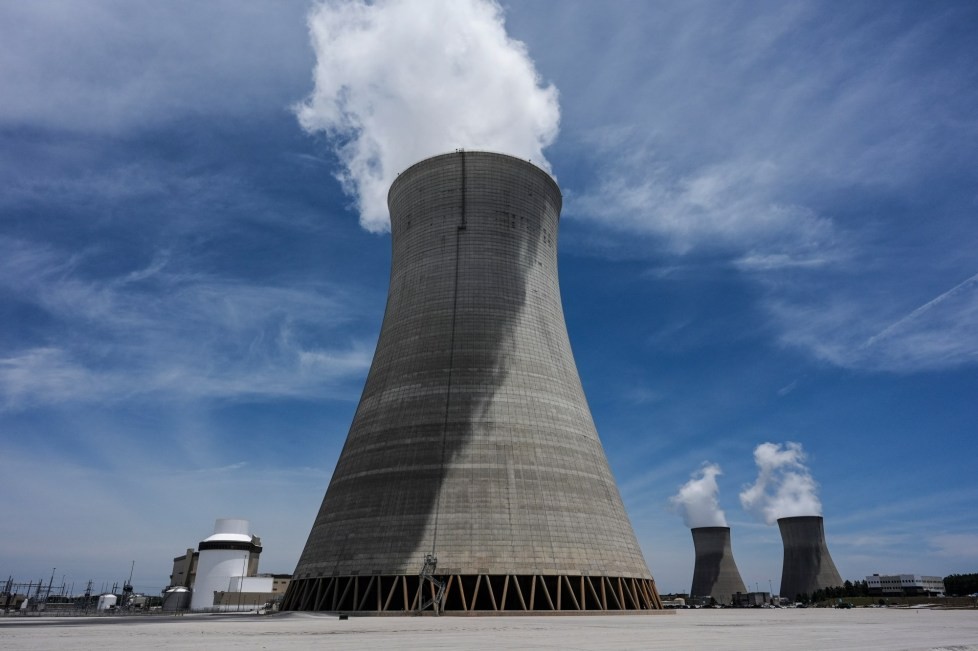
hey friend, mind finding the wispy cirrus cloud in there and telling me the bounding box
[930,533,978,559]
[0,238,373,410]
[555,2,978,375]
[0,1,312,133]
[767,272,978,373]
[567,133,836,261]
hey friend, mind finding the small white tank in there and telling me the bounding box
[162,586,192,611]
[97,594,118,611]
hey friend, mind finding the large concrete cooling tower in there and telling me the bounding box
[689,527,747,605]
[778,516,843,601]
[282,151,661,614]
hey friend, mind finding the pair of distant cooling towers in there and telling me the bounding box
[282,152,840,614]
[691,519,842,605]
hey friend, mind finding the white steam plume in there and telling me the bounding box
[670,462,728,528]
[739,441,822,524]
[297,0,560,232]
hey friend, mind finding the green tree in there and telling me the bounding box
[944,574,978,596]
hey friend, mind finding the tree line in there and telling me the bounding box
[793,574,977,603]
[795,580,870,604]
[944,573,978,596]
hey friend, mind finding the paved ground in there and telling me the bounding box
[2,608,977,650]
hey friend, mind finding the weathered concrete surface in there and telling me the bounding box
[690,527,747,605]
[290,152,653,608]
[4,609,978,650]
[778,516,844,601]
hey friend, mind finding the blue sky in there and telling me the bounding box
[1,0,976,596]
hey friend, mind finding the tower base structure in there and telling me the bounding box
[283,573,661,614]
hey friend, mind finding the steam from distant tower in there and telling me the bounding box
[739,442,821,524]
[672,464,746,604]
[671,462,727,528]
[738,442,841,599]
[296,0,560,232]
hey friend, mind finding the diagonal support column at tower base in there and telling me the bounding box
[284,152,662,614]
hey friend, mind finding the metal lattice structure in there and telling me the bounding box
[283,151,661,614]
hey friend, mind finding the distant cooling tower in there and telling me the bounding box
[689,527,747,605]
[282,151,661,614]
[778,516,843,600]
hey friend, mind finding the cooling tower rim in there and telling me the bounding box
[388,150,561,206]
[690,526,732,532]
[776,515,825,524]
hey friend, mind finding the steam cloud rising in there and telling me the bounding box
[670,462,728,528]
[297,0,561,232]
[739,442,822,524]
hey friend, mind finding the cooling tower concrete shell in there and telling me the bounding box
[284,151,661,613]
[778,516,843,601]
[689,527,747,605]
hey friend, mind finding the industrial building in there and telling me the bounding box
[167,518,290,611]
[778,516,843,601]
[731,591,772,608]
[283,151,662,614]
[689,527,747,605]
[866,574,945,596]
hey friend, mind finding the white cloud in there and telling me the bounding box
[567,138,835,259]
[776,380,798,397]
[670,462,728,528]
[0,1,311,132]
[860,272,978,370]
[552,3,976,376]
[930,533,978,559]
[740,442,821,525]
[733,253,834,272]
[768,272,978,373]
[0,238,373,409]
[296,0,560,231]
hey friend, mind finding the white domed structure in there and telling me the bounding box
[190,518,262,611]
